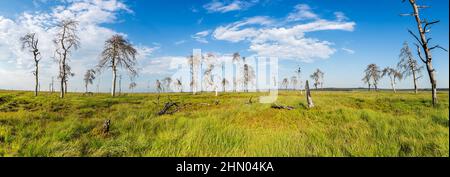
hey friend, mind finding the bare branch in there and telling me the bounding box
[408,30,423,46]
[414,43,427,64]
[429,45,448,52]
[424,20,440,31]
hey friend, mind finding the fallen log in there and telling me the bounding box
[271,104,295,110]
[158,101,180,115]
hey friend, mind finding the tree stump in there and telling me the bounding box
[306,80,314,108]
[103,119,111,134]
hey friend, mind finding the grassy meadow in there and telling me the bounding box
[0,90,448,157]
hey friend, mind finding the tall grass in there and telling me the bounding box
[0,90,448,157]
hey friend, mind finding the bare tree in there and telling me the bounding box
[187,55,200,95]
[54,19,80,98]
[221,78,229,92]
[98,35,138,97]
[59,64,75,94]
[382,67,403,93]
[232,52,241,92]
[401,0,448,106]
[174,78,183,92]
[84,69,96,93]
[296,66,303,94]
[20,33,41,96]
[129,82,137,93]
[364,64,381,91]
[398,41,423,93]
[310,69,324,90]
[291,76,298,90]
[155,79,162,93]
[281,78,289,90]
[362,74,372,91]
[162,77,172,92]
[50,77,55,93]
[243,62,255,92]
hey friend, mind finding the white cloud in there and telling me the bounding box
[141,56,186,75]
[341,47,355,54]
[287,4,319,21]
[212,4,356,62]
[213,16,274,42]
[203,0,259,13]
[191,30,211,43]
[174,40,186,45]
[0,0,155,91]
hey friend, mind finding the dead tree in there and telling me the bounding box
[310,69,324,90]
[271,104,295,110]
[364,64,381,91]
[98,35,138,97]
[382,67,403,93]
[401,0,448,106]
[54,19,80,99]
[84,69,96,93]
[305,80,314,108]
[20,33,41,96]
[158,101,180,115]
[398,42,423,94]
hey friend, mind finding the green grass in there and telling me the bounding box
[0,90,448,157]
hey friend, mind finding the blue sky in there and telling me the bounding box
[0,0,448,92]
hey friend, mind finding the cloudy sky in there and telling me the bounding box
[0,0,448,92]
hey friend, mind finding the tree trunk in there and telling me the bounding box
[34,62,39,96]
[390,77,396,93]
[60,61,65,98]
[412,70,418,94]
[233,64,236,92]
[111,67,117,97]
[64,81,68,94]
[426,62,438,105]
[408,0,438,106]
[306,80,314,108]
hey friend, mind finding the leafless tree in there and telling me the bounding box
[49,76,55,93]
[54,19,80,98]
[162,77,172,92]
[243,62,255,92]
[401,0,448,106]
[398,41,423,93]
[362,74,372,91]
[20,33,41,96]
[129,82,137,93]
[382,67,403,93]
[221,78,229,92]
[84,69,96,93]
[295,66,303,94]
[202,54,216,90]
[155,79,162,93]
[174,78,183,92]
[187,55,200,95]
[98,35,138,97]
[291,76,298,90]
[232,52,241,92]
[59,65,75,94]
[281,78,289,90]
[310,69,324,90]
[364,64,381,91]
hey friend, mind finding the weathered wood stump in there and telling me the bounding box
[305,80,314,108]
[103,119,111,134]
